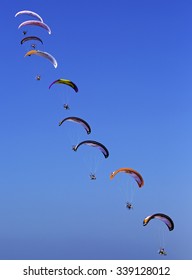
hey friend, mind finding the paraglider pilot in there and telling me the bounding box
[36,75,41,81]
[126,202,133,209]
[158,248,167,256]
[90,173,96,180]
[63,104,70,110]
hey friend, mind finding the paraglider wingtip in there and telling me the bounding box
[143,220,147,226]
[109,172,114,179]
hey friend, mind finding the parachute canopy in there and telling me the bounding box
[24,50,58,68]
[49,79,78,93]
[110,167,144,188]
[21,36,43,45]
[18,20,51,34]
[59,117,91,134]
[73,140,109,158]
[15,10,43,22]
[143,213,174,231]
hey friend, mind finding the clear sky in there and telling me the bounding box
[0,0,192,260]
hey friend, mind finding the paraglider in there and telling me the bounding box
[15,10,44,22]
[21,36,43,46]
[110,167,144,209]
[73,140,109,158]
[49,79,78,110]
[143,213,174,231]
[18,20,51,34]
[73,140,109,180]
[59,117,91,135]
[49,79,78,93]
[24,50,58,68]
[110,167,144,188]
[143,213,174,256]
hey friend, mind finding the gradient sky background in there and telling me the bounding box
[0,0,192,260]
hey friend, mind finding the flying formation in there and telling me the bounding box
[15,9,174,257]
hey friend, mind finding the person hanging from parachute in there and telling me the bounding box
[25,50,57,81]
[90,173,96,180]
[35,75,41,81]
[126,202,133,210]
[143,213,174,256]
[158,248,167,256]
[110,167,144,209]
[73,140,109,179]
[63,104,70,110]
[49,78,78,110]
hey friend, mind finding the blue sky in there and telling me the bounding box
[0,0,192,259]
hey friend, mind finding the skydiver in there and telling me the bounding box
[126,202,133,210]
[90,173,96,180]
[31,44,36,49]
[158,248,167,256]
[23,30,27,35]
[63,103,70,110]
